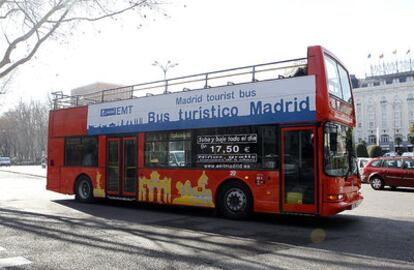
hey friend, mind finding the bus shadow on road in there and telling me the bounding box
[0,201,412,270]
[51,199,414,265]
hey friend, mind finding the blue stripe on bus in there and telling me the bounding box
[87,111,316,135]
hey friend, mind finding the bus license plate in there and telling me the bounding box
[351,201,360,209]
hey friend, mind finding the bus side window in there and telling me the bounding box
[145,131,191,168]
[261,126,279,169]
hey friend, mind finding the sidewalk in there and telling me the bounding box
[0,165,46,178]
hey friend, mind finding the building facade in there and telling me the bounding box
[353,72,414,153]
[70,82,133,105]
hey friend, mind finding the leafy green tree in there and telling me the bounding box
[355,143,369,157]
[367,145,383,158]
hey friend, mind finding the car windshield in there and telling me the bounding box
[324,123,353,176]
[360,160,369,167]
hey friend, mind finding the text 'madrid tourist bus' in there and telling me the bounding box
[47,45,363,218]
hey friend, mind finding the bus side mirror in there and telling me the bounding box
[50,159,55,166]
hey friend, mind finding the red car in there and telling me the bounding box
[361,157,414,190]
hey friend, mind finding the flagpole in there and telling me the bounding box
[394,50,399,73]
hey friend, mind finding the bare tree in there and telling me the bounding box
[0,0,162,92]
[0,99,49,163]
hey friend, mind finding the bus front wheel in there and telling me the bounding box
[75,175,94,203]
[217,181,253,219]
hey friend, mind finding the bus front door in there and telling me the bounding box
[106,137,137,197]
[281,127,317,214]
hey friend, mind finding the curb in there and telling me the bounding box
[0,169,45,178]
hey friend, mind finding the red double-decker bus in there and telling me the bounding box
[47,45,362,218]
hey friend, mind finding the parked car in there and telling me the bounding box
[401,152,414,157]
[0,156,11,166]
[357,157,371,180]
[383,151,399,157]
[361,157,414,190]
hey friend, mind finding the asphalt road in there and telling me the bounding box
[0,170,413,270]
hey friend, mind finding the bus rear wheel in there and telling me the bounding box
[75,175,94,203]
[217,181,252,219]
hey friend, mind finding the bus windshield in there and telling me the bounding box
[324,55,352,103]
[324,123,353,177]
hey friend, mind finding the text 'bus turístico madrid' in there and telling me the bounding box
[47,46,363,218]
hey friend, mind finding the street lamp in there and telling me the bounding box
[152,60,179,94]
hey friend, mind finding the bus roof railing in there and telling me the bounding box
[52,57,307,110]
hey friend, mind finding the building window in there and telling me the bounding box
[408,135,414,145]
[368,135,377,144]
[380,96,387,128]
[367,99,376,129]
[356,103,362,127]
[380,134,389,143]
[394,134,403,146]
[393,96,402,129]
[408,93,414,125]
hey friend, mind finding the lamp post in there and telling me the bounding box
[152,60,179,94]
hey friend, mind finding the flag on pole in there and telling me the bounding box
[379,53,384,59]
[367,53,371,58]
[392,49,397,54]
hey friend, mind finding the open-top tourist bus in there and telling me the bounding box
[47,45,362,218]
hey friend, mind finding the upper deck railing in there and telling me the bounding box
[52,57,307,110]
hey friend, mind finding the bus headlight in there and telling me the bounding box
[328,194,344,202]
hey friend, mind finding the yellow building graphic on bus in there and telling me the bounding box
[137,170,214,207]
[173,171,214,207]
[138,171,171,203]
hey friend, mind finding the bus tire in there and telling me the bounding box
[217,181,253,219]
[75,175,94,203]
[370,176,384,190]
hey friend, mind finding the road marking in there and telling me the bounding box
[0,257,32,268]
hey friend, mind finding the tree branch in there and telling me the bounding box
[0,7,70,79]
[48,0,148,23]
[0,8,19,19]
[0,1,67,69]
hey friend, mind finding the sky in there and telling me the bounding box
[1,0,413,111]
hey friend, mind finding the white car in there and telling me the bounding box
[0,156,11,166]
[383,151,398,157]
[401,152,414,157]
[357,157,371,181]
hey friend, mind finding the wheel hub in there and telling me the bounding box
[226,189,246,212]
[80,181,90,199]
[372,179,381,189]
